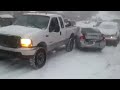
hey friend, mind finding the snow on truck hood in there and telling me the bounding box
[0,25,42,37]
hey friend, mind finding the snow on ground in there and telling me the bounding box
[0,44,120,79]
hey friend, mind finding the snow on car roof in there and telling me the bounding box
[100,21,118,26]
[0,14,14,18]
[23,12,62,17]
[98,21,118,35]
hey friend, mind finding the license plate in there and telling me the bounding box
[86,41,93,44]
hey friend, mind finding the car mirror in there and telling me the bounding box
[65,22,71,27]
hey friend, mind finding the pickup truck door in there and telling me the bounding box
[58,17,67,44]
[47,17,62,50]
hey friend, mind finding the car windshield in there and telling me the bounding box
[99,24,117,29]
[81,28,100,34]
[13,15,50,29]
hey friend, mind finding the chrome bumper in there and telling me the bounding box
[0,45,36,56]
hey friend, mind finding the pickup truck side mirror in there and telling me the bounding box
[65,22,71,27]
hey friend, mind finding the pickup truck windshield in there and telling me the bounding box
[13,15,50,29]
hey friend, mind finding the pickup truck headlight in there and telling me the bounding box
[20,39,33,48]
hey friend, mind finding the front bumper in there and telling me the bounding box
[0,45,36,59]
[0,49,33,59]
[106,39,118,45]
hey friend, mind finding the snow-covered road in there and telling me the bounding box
[0,45,120,79]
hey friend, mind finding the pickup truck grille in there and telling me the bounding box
[0,34,21,48]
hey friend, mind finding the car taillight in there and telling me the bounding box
[80,35,85,40]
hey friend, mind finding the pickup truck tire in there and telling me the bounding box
[66,36,74,52]
[29,48,46,69]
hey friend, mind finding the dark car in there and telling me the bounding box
[0,14,15,27]
[98,22,120,47]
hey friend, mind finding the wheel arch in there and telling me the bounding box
[37,42,47,52]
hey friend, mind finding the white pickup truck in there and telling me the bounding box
[0,12,79,69]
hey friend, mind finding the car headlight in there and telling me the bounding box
[20,39,33,48]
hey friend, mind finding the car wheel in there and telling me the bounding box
[113,43,117,47]
[97,48,103,52]
[117,37,120,44]
[66,37,74,52]
[113,40,118,47]
[30,49,46,69]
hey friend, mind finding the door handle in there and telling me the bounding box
[46,35,49,37]
[60,32,62,35]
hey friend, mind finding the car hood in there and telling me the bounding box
[0,25,42,37]
[98,28,118,35]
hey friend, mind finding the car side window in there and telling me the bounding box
[58,17,64,28]
[49,17,60,32]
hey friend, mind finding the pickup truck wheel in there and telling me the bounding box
[66,37,74,52]
[30,49,46,69]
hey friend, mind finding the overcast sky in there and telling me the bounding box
[0,11,120,20]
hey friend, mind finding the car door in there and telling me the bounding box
[58,17,67,44]
[47,17,62,50]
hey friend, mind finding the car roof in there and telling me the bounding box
[100,21,118,26]
[23,12,62,17]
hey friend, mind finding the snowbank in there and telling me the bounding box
[0,14,14,18]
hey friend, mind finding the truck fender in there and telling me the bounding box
[37,42,47,52]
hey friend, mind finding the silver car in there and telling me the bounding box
[75,27,106,51]
[98,22,120,47]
